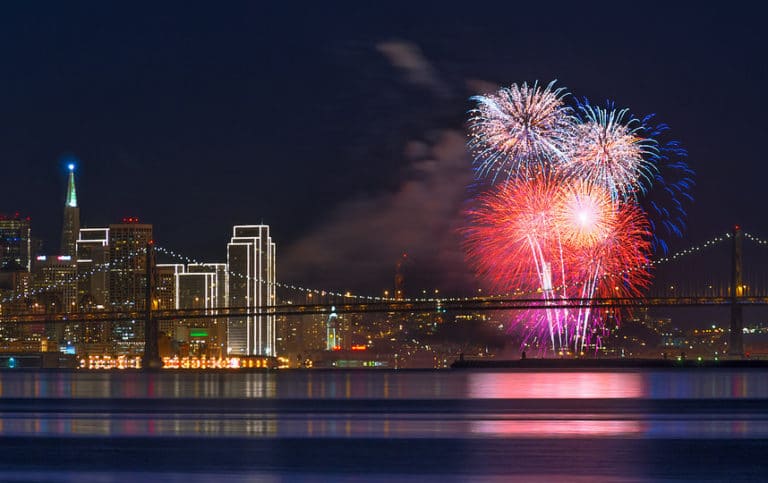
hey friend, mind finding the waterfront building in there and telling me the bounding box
[187,263,228,355]
[176,264,227,357]
[227,225,276,356]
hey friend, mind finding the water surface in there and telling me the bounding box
[0,369,765,481]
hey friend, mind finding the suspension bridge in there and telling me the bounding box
[2,225,768,367]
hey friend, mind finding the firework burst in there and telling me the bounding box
[463,177,653,351]
[468,80,573,183]
[563,102,658,201]
[554,181,615,248]
[463,176,561,292]
[463,80,690,353]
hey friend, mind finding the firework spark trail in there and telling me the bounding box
[638,118,695,254]
[468,80,573,183]
[464,81,688,353]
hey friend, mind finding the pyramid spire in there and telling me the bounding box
[66,164,77,207]
[61,163,80,257]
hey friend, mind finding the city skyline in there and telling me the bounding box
[3,5,768,480]
[2,4,766,297]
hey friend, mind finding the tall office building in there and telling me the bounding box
[32,254,77,344]
[156,264,184,310]
[0,213,32,272]
[156,264,185,339]
[227,225,276,356]
[176,264,227,356]
[187,263,228,312]
[0,264,31,316]
[76,228,110,308]
[108,219,152,353]
[32,255,78,313]
[186,263,228,355]
[60,164,80,258]
[108,219,152,310]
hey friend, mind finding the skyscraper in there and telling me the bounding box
[32,255,77,313]
[187,263,228,355]
[0,213,32,272]
[76,227,110,308]
[32,254,77,345]
[108,219,152,309]
[227,225,276,356]
[156,264,184,310]
[176,264,228,357]
[60,164,80,258]
[108,219,152,353]
[156,263,185,340]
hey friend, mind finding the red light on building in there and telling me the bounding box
[351,345,367,351]
[121,216,141,224]
[332,346,342,351]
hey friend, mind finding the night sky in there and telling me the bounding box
[2,3,766,299]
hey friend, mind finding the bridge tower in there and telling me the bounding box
[394,252,407,300]
[729,225,744,358]
[142,241,163,369]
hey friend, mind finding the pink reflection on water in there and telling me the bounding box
[469,372,645,399]
[472,419,644,437]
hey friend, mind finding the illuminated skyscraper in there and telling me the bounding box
[108,219,152,310]
[0,213,32,272]
[108,219,152,353]
[76,228,110,308]
[60,164,80,258]
[176,264,228,357]
[156,264,184,339]
[187,263,228,312]
[32,255,77,313]
[156,264,184,310]
[32,254,77,345]
[227,225,276,356]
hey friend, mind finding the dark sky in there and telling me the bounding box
[2,3,766,299]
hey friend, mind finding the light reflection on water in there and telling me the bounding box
[1,369,768,399]
[3,412,767,439]
[468,372,644,398]
[0,371,767,480]
[0,370,767,440]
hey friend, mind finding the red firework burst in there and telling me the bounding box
[463,175,653,350]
